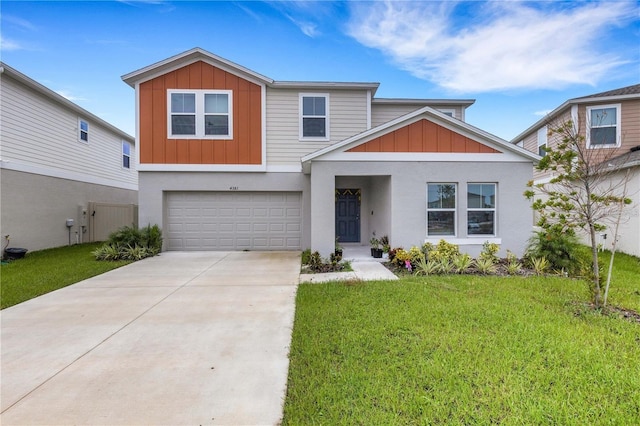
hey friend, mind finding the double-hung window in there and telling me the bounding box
[168,90,232,139]
[300,93,329,140]
[78,119,89,143]
[587,104,620,148]
[122,141,131,169]
[537,126,547,157]
[467,183,496,235]
[427,183,456,236]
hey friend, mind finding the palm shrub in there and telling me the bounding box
[452,253,473,274]
[414,257,438,276]
[506,251,522,275]
[93,224,163,261]
[474,257,497,275]
[529,256,550,275]
[524,227,589,276]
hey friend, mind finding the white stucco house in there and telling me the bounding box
[0,63,138,252]
[122,48,539,257]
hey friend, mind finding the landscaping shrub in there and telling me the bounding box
[424,239,460,262]
[525,228,589,276]
[93,224,162,261]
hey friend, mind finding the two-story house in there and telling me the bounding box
[511,84,640,256]
[122,48,538,257]
[0,63,138,252]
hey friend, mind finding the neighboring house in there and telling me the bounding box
[122,48,538,257]
[511,84,640,256]
[0,63,137,252]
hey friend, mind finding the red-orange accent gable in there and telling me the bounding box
[139,61,262,165]
[347,119,500,154]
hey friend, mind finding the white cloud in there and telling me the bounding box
[534,110,553,117]
[0,35,23,51]
[347,1,637,93]
[55,90,87,102]
[285,14,319,37]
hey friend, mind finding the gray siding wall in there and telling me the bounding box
[1,169,137,251]
[0,75,136,189]
[138,171,312,250]
[265,88,369,166]
[311,161,534,258]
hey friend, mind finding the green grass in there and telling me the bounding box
[1,243,131,309]
[283,253,640,424]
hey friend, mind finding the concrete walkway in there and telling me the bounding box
[300,244,398,283]
[1,251,300,426]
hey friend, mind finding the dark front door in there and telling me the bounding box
[335,189,361,243]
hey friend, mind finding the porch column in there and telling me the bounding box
[309,163,335,257]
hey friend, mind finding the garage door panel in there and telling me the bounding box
[166,191,302,250]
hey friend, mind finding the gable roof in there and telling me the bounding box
[122,47,380,94]
[511,83,640,144]
[1,62,134,142]
[122,47,274,87]
[302,105,539,171]
[575,83,640,99]
[605,146,640,171]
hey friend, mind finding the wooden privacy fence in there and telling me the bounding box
[88,202,138,242]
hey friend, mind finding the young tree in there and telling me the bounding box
[524,118,631,309]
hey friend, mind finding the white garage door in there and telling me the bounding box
[166,192,302,250]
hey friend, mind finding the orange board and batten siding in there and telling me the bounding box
[347,119,500,154]
[139,61,262,165]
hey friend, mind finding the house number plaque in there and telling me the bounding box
[229,186,239,191]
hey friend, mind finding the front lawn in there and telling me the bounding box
[283,252,640,424]
[1,243,131,309]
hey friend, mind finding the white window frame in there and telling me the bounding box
[437,108,456,118]
[467,183,497,237]
[78,118,89,143]
[167,89,233,140]
[122,141,131,169]
[586,103,621,149]
[426,183,457,237]
[299,93,330,141]
[537,126,547,157]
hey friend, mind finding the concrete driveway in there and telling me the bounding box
[1,251,300,425]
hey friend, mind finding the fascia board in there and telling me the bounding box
[1,62,134,143]
[270,81,380,95]
[372,98,476,107]
[121,47,274,87]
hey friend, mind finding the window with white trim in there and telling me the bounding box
[437,108,455,117]
[122,141,131,169]
[587,104,620,148]
[78,119,89,143]
[300,93,329,140]
[537,126,547,157]
[167,90,232,139]
[427,183,456,236]
[467,183,496,235]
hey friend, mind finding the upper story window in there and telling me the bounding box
[437,109,455,117]
[537,126,547,157]
[78,119,89,143]
[122,141,131,169]
[300,93,329,140]
[467,183,496,236]
[427,183,456,236]
[167,90,233,139]
[587,104,620,148]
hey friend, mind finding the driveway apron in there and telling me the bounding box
[1,251,300,425]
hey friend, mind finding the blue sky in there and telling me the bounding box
[2,0,638,140]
